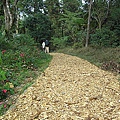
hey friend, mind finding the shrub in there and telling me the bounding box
[0,31,10,50]
[0,34,52,101]
[90,28,119,48]
[0,34,52,115]
[72,42,84,49]
[51,36,69,50]
[24,13,51,43]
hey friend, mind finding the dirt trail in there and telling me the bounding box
[0,53,120,120]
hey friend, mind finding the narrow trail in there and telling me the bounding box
[0,53,120,120]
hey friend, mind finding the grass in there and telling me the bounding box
[19,82,34,94]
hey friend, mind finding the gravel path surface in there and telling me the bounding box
[0,53,120,120]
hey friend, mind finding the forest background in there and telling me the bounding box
[0,0,120,115]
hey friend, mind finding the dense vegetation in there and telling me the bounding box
[0,34,52,115]
[0,0,120,115]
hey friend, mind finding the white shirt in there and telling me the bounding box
[42,42,45,48]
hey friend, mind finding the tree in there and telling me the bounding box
[2,0,19,36]
[44,0,61,37]
[0,2,4,31]
[24,13,51,43]
[62,0,81,12]
[105,0,120,46]
[85,0,92,47]
[59,10,84,42]
[20,0,44,14]
[91,0,109,30]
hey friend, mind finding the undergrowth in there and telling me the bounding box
[0,34,52,115]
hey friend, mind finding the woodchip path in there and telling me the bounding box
[0,53,120,120]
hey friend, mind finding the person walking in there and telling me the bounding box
[42,41,45,52]
[45,39,49,53]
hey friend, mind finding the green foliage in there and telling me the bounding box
[0,34,52,115]
[107,7,120,42]
[90,28,119,48]
[51,36,69,50]
[72,42,83,49]
[20,0,44,14]
[0,52,2,65]
[19,82,34,94]
[44,0,61,38]
[0,69,6,81]
[63,0,81,12]
[59,10,84,43]
[24,13,51,43]
[1,35,36,72]
[0,49,14,100]
[0,68,14,100]
[91,0,108,29]
[0,31,10,50]
[0,2,4,31]
[0,103,9,116]
[11,34,36,54]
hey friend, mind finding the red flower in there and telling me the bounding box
[2,50,6,54]
[6,80,9,82]
[20,53,25,57]
[4,104,7,108]
[2,89,7,93]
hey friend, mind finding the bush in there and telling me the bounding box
[24,13,51,43]
[72,42,84,49]
[0,52,14,101]
[51,36,69,50]
[0,34,52,115]
[0,31,11,50]
[90,28,119,48]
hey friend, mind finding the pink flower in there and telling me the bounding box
[2,89,7,93]
[4,104,7,108]
[20,53,25,57]
[0,102,3,105]
[2,50,6,54]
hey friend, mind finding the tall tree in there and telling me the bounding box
[24,13,51,43]
[85,0,92,47]
[2,0,18,36]
[106,0,120,45]
[62,0,81,12]
[44,0,61,37]
[59,10,84,42]
[0,2,4,29]
[91,0,109,30]
[21,0,44,14]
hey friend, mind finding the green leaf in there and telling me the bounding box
[0,52,2,65]
[3,83,10,90]
[0,70,6,81]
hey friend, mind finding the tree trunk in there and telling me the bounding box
[16,14,19,34]
[85,0,92,47]
[3,0,12,31]
[98,20,102,30]
[2,0,18,35]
